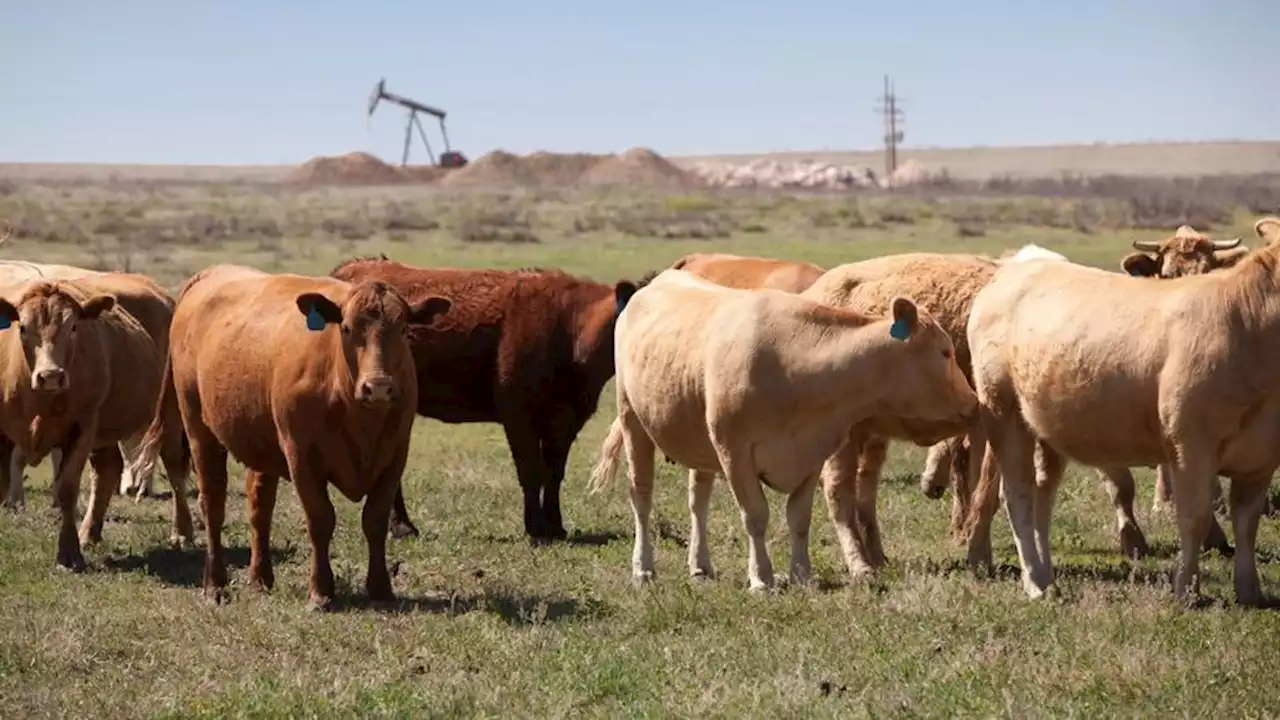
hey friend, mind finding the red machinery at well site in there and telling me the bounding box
[367,78,469,169]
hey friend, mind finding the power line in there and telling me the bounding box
[873,75,905,180]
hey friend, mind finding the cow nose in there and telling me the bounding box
[357,378,396,403]
[32,368,67,392]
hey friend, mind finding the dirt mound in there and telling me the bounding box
[286,152,411,185]
[439,150,541,187]
[520,151,609,185]
[577,147,701,189]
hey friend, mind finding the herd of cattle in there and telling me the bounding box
[0,217,1277,610]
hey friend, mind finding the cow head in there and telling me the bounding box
[295,281,451,406]
[879,297,978,433]
[0,282,115,395]
[1122,226,1247,278]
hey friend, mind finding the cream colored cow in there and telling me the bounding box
[967,217,1280,606]
[588,269,977,591]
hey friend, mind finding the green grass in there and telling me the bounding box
[2,186,1279,718]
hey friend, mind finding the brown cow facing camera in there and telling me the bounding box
[330,257,644,544]
[129,264,450,610]
[0,279,194,572]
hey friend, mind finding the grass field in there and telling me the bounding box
[2,179,1280,718]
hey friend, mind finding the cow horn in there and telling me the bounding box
[1131,239,1161,251]
[1211,237,1241,250]
[0,227,10,246]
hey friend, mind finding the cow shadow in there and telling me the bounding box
[100,544,299,588]
[332,588,610,624]
[478,528,623,547]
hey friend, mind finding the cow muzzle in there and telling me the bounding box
[32,367,68,394]
[356,376,397,404]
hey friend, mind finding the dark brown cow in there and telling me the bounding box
[0,279,193,571]
[129,264,450,609]
[329,257,642,544]
[669,252,825,293]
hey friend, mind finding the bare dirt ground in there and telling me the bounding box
[3,139,1278,183]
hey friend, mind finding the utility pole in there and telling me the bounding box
[874,75,905,179]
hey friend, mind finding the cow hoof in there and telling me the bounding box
[203,587,230,605]
[307,595,335,612]
[747,581,777,595]
[631,570,655,586]
[689,567,716,581]
[548,526,568,542]
[56,552,87,574]
[78,531,103,549]
[1119,525,1150,560]
[246,575,273,594]
[168,534,194,551]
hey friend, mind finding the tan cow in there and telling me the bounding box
[0,253,176,500]
[128,264,451,609]
[0,280,193,570]
[966,216,1280,605]
[588,269,976,590]
[669,252,826,293]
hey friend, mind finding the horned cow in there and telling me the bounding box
[588,269,976,590]
[329,257,643,544]
[966,216,1280,606]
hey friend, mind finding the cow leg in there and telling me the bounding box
[52,421,99,572]
[362,446,407,604]
[622,413,657,583]
[501,420,552,543]
[962,443,1001,572]
[189,423,230,603]
[1202,479,1232,556]
[919,435,961,500]
[1098,467,1150,560]
[1030,442,1066,573]
[718,447,774,593]
[282,439,338,611]
[1226,472,1270,607]
[245,470,278,592]
[539,421,584,542]
[1157,463,1231,555]
[785,472,818,586]
[984,412,1051,599]
[119,435,155,500]
[821,430,879,581]
[1165,451,1218,606]
[3,439,23,509]
[158,434,196,548]
[78,445,123,547]
[1152,465,1173,514]
[387,484,420,540]
[854,436,889,569]
[687,469,716,579]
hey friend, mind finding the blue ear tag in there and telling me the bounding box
[889,319,909,340]
[0,315,10,331]
[305,305,326,332]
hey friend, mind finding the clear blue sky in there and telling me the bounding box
[2,0,1276,165]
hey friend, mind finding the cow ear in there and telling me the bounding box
[614,280,638,315]
[409,295,451,326]
[0,300,17,331]
[1212,246,1250,268]
[78,294,116,320]
[1121,253,1160,277]
[295,292,342,331]
[889,297,918,340]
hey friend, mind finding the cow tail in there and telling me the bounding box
[587,417,626,494]
[127,349,176,488]
[958,441,1001,542]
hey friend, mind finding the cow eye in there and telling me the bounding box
[941,349,952,360]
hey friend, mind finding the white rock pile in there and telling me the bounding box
[684,157,944,190]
